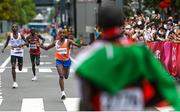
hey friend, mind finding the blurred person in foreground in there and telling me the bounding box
[72,6,180,111]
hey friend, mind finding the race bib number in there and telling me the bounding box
[57,48,67,54]
[29,44,37,49]
[100,88,144,110]
[14,48,23,54]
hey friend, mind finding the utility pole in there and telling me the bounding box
[116,0,123,11]
[73,0,77,38]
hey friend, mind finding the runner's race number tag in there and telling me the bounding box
[57,48,67,54]
[100,88,144,110]
[29,44,37,49]
[14,48,23,54]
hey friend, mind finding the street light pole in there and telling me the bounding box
[116,0,123,11]
[73,0,77,38]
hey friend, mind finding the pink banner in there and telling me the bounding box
[146,41,180,77]
[177,44,180,77]
[171,43,178,76]
[162,42,172,74]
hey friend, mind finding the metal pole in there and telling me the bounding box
[115,0,123,11]
[73,0,77,38]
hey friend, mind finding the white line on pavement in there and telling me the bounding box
[0,42,5,46]
[44,43,50,46]
[0,99,3,105]
[63,98,80,111]
[40,55,48,58]
[155,106,174,112]
[16,68,28,73]
[0,69,5,73]
[39,68,52,73]
[70,57,77,64]
[40,62,52,65]
[21,98,44,112]
[5,66,57,69]
[0,56,10,68]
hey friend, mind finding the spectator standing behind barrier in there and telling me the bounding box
[72,5,180,111]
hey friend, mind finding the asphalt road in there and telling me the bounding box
[0,39,80,111]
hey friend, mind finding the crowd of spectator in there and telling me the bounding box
[123,13,179,44]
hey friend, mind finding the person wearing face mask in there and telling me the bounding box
[144,27,153,41]
[165,22,174,39]
[41,34,81,100]
[156,27,166,41]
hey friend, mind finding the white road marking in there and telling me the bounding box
[0,56,10,68]
[21,98,44,112]
[0,99,3,105]
[70,57,77,64]
[70,68,74,73]
[155,106,174,112]
[63,98,80,111]
[0,42,5,46]
[39,68,52,73]
[5,66,56,69]
[40,55,48,58]
[0,69,5,73]
[40,62,52,65]
[16,68,28,73]
[1,67,75,74]
[44,43,50,46]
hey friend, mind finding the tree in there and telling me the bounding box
[0,0,15,21]
[143,0,180,14]
[0,0,36,25]
[123,0,133,17]
[15,0,36,25]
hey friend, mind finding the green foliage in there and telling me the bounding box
[123,0,134,17]
[143,0,161,10]
[48,7,55,22]
[171,0,180,12]
[0,35,5,42]
[0,0,14,21]
[143,0,180,13]
[0,0,36,25]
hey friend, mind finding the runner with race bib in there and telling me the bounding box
[26,29,45,81]
[1,23,27,88]
[41,34,81,100]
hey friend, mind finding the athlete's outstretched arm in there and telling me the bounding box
[38,35,45,44]
[41,42,55,50]
[1,34,10,53]
[21,35,28,47]
[69,39,81,48]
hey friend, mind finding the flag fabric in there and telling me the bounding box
[147,41,180,77]
[162,41,172,73]
[177,44,180,77]
[171,43,178,76]
[73,41,180,110]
